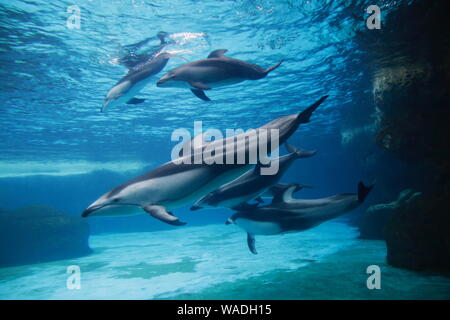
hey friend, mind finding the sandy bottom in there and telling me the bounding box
[0,222,449,300]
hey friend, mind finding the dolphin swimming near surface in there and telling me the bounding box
[119,31,173,70]
[226,181,374,254]
[82,95,329,225]
[190,143,316,211]
[156,49,283,101]
[102,52,186,112]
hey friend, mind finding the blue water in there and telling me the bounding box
[1,0,449,299]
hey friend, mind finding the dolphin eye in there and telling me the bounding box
[113,198,120,203]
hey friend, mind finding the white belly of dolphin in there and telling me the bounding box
[104,76,155,111]
[235,218,282,235]
[161,165,252,209]
[120,164,253,211]
[119,77,152,102]
[87,204,143,217]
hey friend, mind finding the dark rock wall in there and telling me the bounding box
[0,206,91,267]
[347,0,450,272]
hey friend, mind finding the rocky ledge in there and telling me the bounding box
[385,190,450,272]
[0,206,91,267]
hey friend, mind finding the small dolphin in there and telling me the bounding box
[226,181,374,254]
[191,143,316,211]
[156,49,283,101]
[119,31,173,70]
[102,52,185,112]
[82,95,329,225]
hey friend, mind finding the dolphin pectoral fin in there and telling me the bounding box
[207,49,228,58]
[126,98,146,104]
[191,89,211,101]
[247,233,258,255]
[143,205,186,226]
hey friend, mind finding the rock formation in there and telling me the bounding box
[348,0,450,272]
[0,206,91,267]
[356,189,421,240]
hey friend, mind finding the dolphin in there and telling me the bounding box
[262,183,312,198]
[190,143,316,211]
[156,49,283,101]
[119,31,173,70]
[102,52,185,112]
[226,181,374,254]
[82,95,329,225]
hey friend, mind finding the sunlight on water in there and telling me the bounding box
[0,0,407,163]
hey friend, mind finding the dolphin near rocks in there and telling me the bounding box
[226,181,374,254]
[102,52,185,112]
[156,49,283,101]
[190,143,316,211]
[82,95,329,226]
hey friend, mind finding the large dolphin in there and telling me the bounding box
[190,143,316,211]
[102,52,185,112]
[226,181,374,254]
[156,49,283,101]
[82,95,329,225]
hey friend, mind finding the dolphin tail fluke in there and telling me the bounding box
[285,142,317,158]
[296,95,329,124]
[143,205,187,226]
[264,60,283,75]
[247,233,258,255]
[358,181,374,202]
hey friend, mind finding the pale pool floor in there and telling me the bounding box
[0,222,449,300]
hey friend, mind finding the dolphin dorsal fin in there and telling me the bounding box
[207,49,228,59]
[270,184,298,205]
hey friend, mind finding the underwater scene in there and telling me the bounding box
[0,0,449,300]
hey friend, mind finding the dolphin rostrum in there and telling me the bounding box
[156,49,283,101]
[226,181,374,254]
[190,143,316,211]
[82,95,329,225]
[102,52,185,112]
